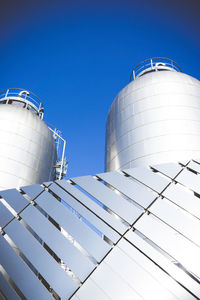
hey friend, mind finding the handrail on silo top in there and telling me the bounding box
[130,57,182,82]
[0,88,44,119]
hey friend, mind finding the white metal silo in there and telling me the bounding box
[0,88,67,190]
[106,58,200,172]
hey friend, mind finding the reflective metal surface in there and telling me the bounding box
[20,204,95,281]
[49,183,120,243]
[2,59,200,299]
[0,271,19,300]
[151,162,182,178]
[85,262,144,300]
[56,179,129,234]
[20,184,44,200]
[34,191,111,261]
[0,189,29,213]
[72,175,143,224]
[124,166,170,192]
[187,160,200,174]
[106,69,200,171]
[125,230,200,298]
[0,105,57,190]
[149,197,200,246]
[1,159,200,299]
[0,234,52,300]
[97,170,157,208]
[72,278,112,300]
[0,201,14,228]
[163,182,200,220]
[5,219,78,299]
[176,168,200,194]
[134,213,200,280]
[107,239,191,300]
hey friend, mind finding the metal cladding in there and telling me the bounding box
[0,105,57,190]
[1,59,200,299]
[1,159,200,299]
[0,89,57,190]
[106,58,200,171]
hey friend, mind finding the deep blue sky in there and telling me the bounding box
[0,0,199,178]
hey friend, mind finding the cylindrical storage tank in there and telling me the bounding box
[0,89,57,190]
[106,58,200,172]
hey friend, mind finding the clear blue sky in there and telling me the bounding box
[0,0,199,178]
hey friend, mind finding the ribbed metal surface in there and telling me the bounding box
[0,105,57,190]
[1,159,200,299]
[106,70,200,171]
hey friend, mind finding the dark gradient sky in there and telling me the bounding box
[0,0,199,178]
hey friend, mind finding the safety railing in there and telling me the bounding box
[0,88,44,119]
[130,57,182,81]
[48,123,68,180]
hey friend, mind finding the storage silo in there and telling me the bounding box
[105,58,200,171]
[0,88,66,190]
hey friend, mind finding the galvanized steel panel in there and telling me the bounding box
[0,234,52,300]
[5,218,78,299]
[72,175,143,224]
